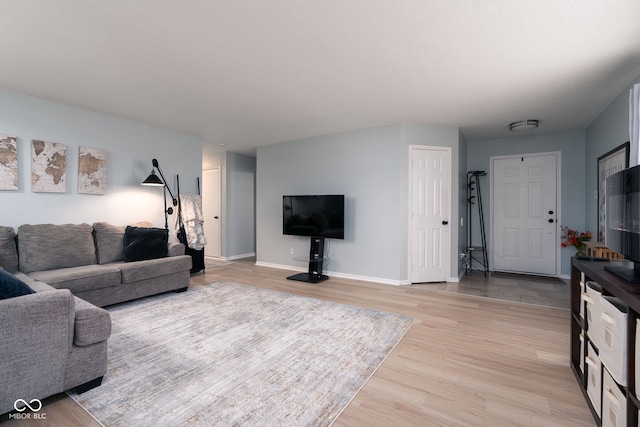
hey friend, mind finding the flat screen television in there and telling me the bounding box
[605,164,640,282]
[283,195,344,239]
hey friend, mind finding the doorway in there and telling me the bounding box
[490,152,560,276]
[202,168,221,258]
[409,146,451,283]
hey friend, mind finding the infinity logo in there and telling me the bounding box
[14,399,42,412]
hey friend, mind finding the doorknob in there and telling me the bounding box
[442,220,449,225]
[214,216,219,219]
[548,219,554,223]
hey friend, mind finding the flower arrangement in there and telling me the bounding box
[560,226,592,255]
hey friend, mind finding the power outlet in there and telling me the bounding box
[290,248,294,255]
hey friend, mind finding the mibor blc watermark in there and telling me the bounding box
[8,398,47,420]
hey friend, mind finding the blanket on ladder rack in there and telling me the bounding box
[176,194,207,250]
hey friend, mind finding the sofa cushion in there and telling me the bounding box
[0,268,35,299]
[23,279,56,293]
[93,222,126,264]
[93,222,156,264]
[18,224,97,273]
[28,264,121,294]
[123,226,168,262]
[11,271,53,291]
[114,255,192,284]
[0,226,19,273]
[12,271,36,283]
[73,296,111,346]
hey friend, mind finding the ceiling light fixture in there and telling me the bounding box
[509,120,539,131]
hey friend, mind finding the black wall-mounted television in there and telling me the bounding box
[283,195,344,239]
[605,165,640,282]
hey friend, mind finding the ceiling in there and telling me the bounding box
[1,1,640,158]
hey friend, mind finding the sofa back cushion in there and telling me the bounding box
[93,222,125,264]
[18,224,97,273]
[93,222,155,264]
[0,226,19,273]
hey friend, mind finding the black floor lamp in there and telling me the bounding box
[142,159,177,230]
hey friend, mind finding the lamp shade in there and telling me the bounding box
[142,171,164,186]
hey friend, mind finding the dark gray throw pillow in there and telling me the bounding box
[123,226,168,262]
[0,269,35,299]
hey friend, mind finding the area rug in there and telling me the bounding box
[69,281,414,426]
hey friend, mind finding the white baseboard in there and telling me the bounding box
[255,261,305,273]
[254,262,568,286]
[223,252,256,261]
[254,261,409,286]
[330,271,409,286]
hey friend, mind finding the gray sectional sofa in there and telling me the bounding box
[0,222,193,415]
[16,222,193,307]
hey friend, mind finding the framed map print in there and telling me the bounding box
[31,140,67,193]
[598,141,629,242]
[78,146,107,194]
[0,134,18,190]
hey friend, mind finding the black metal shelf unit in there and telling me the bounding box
[467,171,488,276]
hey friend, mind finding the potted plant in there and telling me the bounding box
[560,226,592,256]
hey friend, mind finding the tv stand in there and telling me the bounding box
[571,258,640,425]
[604,263,640,283]
[287,237,329,283]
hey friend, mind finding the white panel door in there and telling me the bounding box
[492,154,558,275]
[203,168,221,258]
[410,146,451,283]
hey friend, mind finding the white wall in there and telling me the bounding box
[204,152,227,256]
[0,90,202,237]
[457,130,469,276]
[586,74,640,233]
[226,153,256,258]
[256,123,460,284]
[465,74,640,277]
[203,151,256,259]
[467,130,586,276]
[401,123,465,278]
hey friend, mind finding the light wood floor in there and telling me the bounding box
[2,259,594,426]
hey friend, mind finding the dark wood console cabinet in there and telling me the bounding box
[571,258,640,426]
